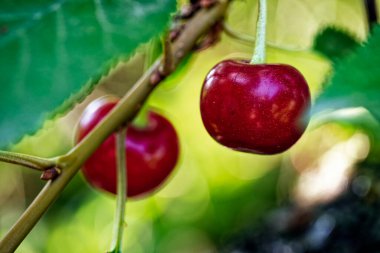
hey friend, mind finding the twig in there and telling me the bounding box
[0,150,56,171]
[0,1,229,251]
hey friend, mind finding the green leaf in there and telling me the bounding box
[312,25,380,122]
[313,26,360,61]
[0,0,175,148]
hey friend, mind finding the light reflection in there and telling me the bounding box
[253,77,279,100]
[305,214,335,250]
[294,133,370,206]
[202,76,215,92]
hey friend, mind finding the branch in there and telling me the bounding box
[0,150,56,171]
[0,1,229,251]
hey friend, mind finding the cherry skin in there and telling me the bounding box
[76,96,179,198]
[200,59,311,154]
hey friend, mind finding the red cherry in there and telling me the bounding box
[200,59,311,154]
[76,96,179,198]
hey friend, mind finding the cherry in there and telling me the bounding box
[200,59,311,154]
[76,96,179,198]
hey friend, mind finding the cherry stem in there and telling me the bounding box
[251,0,267,64]
[0,150,56,171]
[109,128,127,253]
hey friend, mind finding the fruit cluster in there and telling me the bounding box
[78,57,311,197]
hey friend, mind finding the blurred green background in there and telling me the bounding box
[0,0,379,252]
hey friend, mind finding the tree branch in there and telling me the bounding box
[0,1,229,252]
[0,150,56,171]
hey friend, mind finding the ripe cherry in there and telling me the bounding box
[200,60,311,154]
[76,96,179,198]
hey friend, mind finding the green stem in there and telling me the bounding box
[109,128,127,253]
[0,156,74,253]
[0,1,229,252]
[0,150,56,171]
[251,0,267,64]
